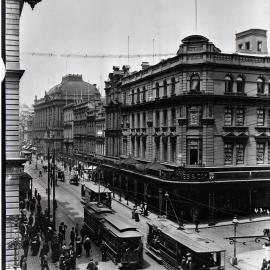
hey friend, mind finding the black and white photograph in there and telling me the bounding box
[1,0,270,269]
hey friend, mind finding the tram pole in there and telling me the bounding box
[52,146,56,230]
[47,146,50,223]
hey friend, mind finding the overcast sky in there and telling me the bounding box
[20,0,270,106]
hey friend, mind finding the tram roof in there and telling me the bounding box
[85,202,112,214]
[161,226,225,253]
[83,182,111,194]
[103,221,142,238]
[104,214,138,232]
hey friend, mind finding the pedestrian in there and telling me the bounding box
[37,193,41,204]
[86,258,95,270]
[37,202,42,214]
[34,188,38,198]
[59,222,67,240]
[262,258,267,270]
[41,253,50,270]
[132,205,136,219]
[20,200,25,210]
[80,224,86,243]
[19,255,25,269]
[29,201,35,215]
[70,253,76,270]
[76,237,82,257]
[143,203,149,216]
[26,199,30,211]
[28,214,34,226]
[194,216,199,233]
[84,237,91,257]
[134,207,140,222]
[58,231,64,247]
[100,241,106,262]
[20,222,26,237]
[21,257,27,270]
[70,227,76,247]
[75,223,79,238]
[39,170,42,177]
[22,236,29,257]
[59,254,65,270]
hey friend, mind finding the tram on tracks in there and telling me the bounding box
[146,218,225,270]
[81,182,112,208]
[84,202,143,269]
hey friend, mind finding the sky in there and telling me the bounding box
[19,0,270,106]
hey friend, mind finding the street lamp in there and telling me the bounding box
[231,216,239,265]
[165,191,169,219]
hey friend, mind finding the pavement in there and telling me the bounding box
[21,157,270,270]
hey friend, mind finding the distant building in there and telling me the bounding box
[33,74,100,157]
[101,30,270,222]
[19,104,34,145]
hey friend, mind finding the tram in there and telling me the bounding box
[146,218,225,270]
[81,182,112,208]
[84,202,143,269]
[83,202,112,244]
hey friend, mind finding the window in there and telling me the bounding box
[236,76,245,93]
[188,106,202,126]
[142,139,146,159]
[224,108,233,126]
[236,143,245,164]
[163,110,167,126]
[238,44,243,50]
[131,90,134,104]
[155,139,160,160]
[245,42,250,50]
[155,111,160,127]
[207,104,213,118]
[142,112,146,128]
[137,113,140,128]
[256,143,265,164]
[156,83,160,98]
[257,108,265,126]
[257,41,262,52]
[171,108,176,126]
[187,139,202,165]
[171,77,176,95]
[224,143,233,165]
[190,74,200,92]
[235,108,245,126]
[131,114,135,128]
[163,137,168,161]
[131,137,135,156]
[136,137,140,157]
[136,88,140,103]
[142,87,146,102]
[163,80,167,97]
[225,75,233,93]
[171,139,176,163]
[257,77,265,94]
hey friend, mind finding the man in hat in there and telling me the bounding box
[84,237,91,257]
[86,258,95,270]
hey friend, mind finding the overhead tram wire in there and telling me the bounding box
[23,51,175,59]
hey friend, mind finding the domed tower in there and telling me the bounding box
[33,74,101,157]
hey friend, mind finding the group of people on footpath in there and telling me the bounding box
[261,259,270,270]
[132,202,148,222]
[18,186,100,270]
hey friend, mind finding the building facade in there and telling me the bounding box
[2,0,42,268]
[95,101,106,158]
[101,32,270,222]
[33,74,100,158]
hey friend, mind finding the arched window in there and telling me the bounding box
[171,77,176,95]
[142,86,146,102]
[136,88,140,103]
[257,77,265,94]
[225,75,233,93]
[236,76,245,93]
[156,82,160,98]
[190,74,200,92]
[163,80,167,97]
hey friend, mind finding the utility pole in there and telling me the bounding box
[52,146,56,229]
[47,146,50,222]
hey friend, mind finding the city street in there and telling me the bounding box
[23,156,270,270]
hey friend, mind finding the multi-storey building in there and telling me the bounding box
[2,0,43,268]
[19,104,34,145]
[33,74,100,157]
[102,30,270,222]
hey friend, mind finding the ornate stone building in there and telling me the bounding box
[102,31,270,222]
[2,0,42,268]
[32,74,100,158]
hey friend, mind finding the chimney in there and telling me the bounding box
[141,62,150,70]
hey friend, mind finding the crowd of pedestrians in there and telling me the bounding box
[18,184,99,270]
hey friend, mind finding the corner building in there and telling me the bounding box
[103,32,270,222]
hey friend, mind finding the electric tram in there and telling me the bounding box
[146,218,225,270]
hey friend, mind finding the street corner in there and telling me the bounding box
[231,249,270,270]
